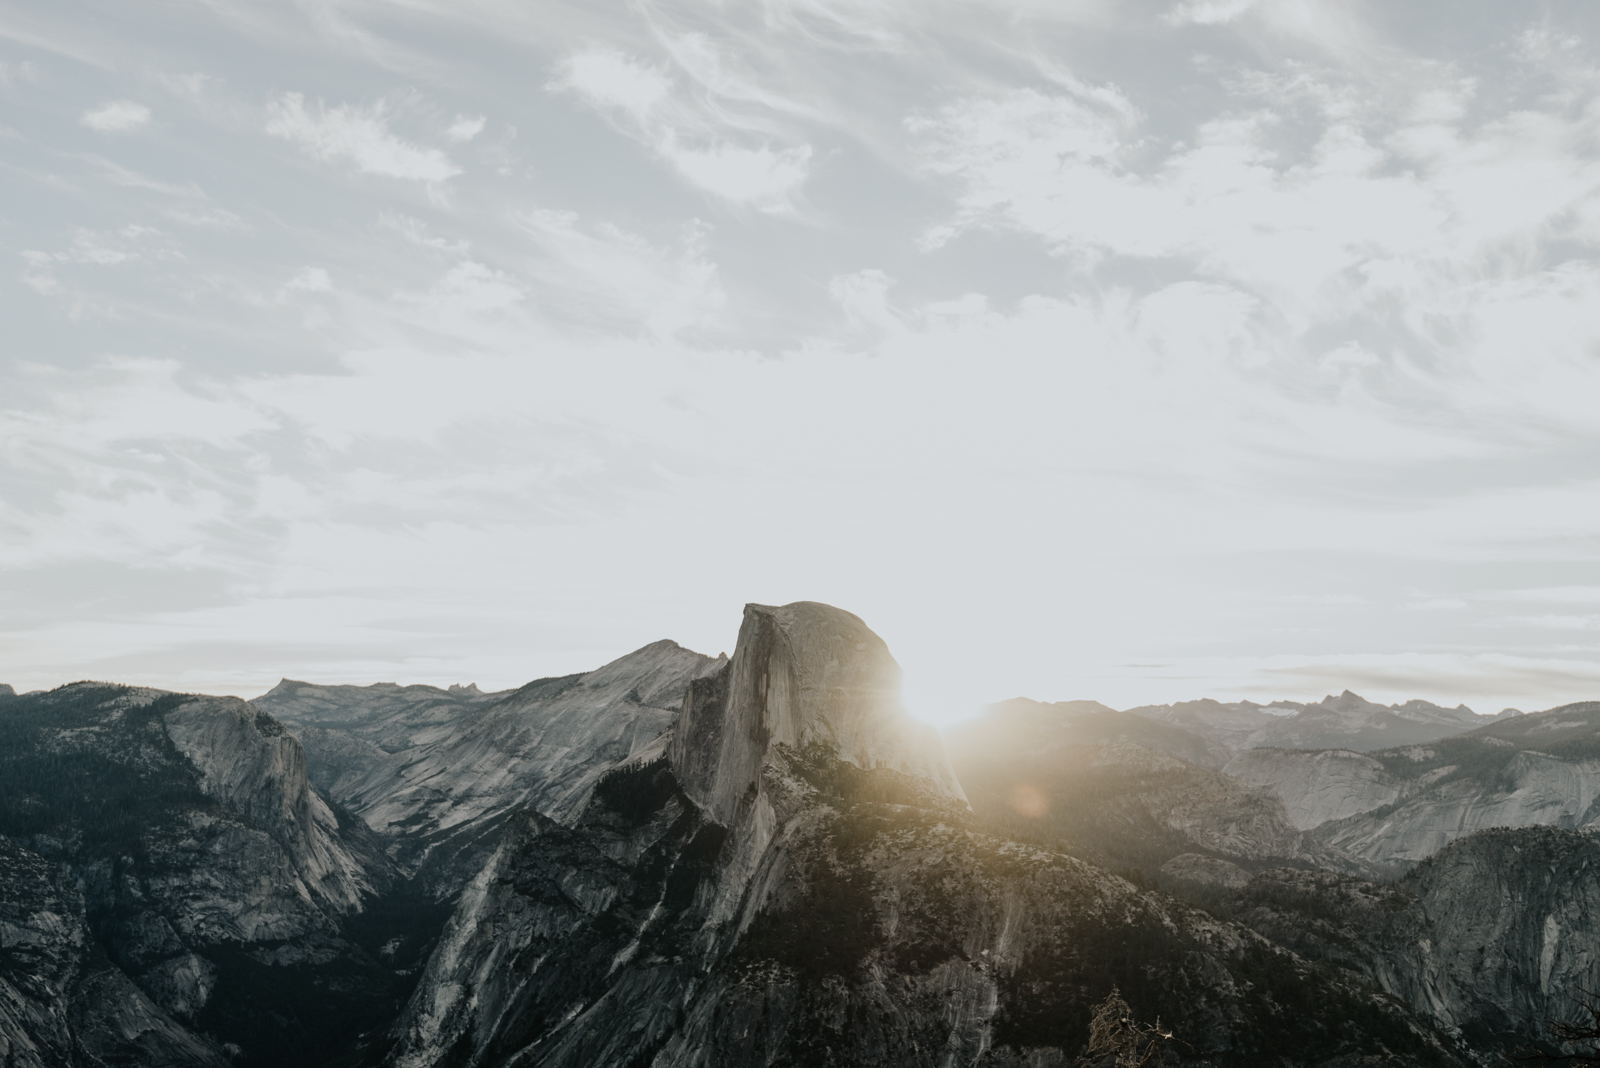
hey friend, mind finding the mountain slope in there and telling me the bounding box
[1208,825,1600,1052]
[0,834,230,1068]
[380,602,1463,1068]
[0,684,441,1068]
[1128,691,1516,755]
[1226,702,1600,872]
[946,698,1370,877]
[257,641,726,889]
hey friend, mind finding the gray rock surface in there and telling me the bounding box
[381,602,1459,1068]
[0,683,426,1067]
[257,641,726,888]
[1225,703,1600,873]
[1226,748,1403,830]
[1216,825,1600,1053]
[1159,852,1252,890]
[668,601,965,823]
[1128,691,1516,755]
[0,835,230,1068]
[252,678,514,754]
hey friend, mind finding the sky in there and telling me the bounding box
[4,0,1600,724]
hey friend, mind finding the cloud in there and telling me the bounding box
[445,114,485,142]
[1164,0,1262,26]
[513,210,723,336]
[659,136,812,212]
[911,49,1600,446]
[285,267,333,293]
[551,47,814,212]
[265,92,460,183]
[0,60,39,86]
[163,206,246,230]
[559,49,671,122]
[80,100,151,131]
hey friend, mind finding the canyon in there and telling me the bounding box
[0,604,1594,1066]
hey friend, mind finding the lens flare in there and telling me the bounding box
[1007,783,1049,819]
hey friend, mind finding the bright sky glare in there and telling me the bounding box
[4,1,1600,723]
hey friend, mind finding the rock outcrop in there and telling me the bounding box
[1226,748,1403,830]
[1128,691,1516,756]
[380,602,1461,1068]
[1212,825,1600,1053]
[669,602,965,823]
[257,641,726,889]
[1224,703,1600,873]
[0,684,434,1068]
[252,678,514,755]
[0,835,230,1068]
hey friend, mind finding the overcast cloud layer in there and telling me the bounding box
[4,0,1600,722]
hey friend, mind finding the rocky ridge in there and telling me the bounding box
[0,835,229,1068]
[1199,825,1600,1053]
[1225,703,1600,873]
[379,602,1463,1068]
[5,611,1595,1067]
[256,641,726,889]
[946,697,1372,878]
[1126,691,1517,756]
[0,684,435,1067]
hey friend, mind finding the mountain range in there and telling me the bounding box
[0,603,1593,1067]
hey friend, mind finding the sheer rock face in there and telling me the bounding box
[1222,704,1600,873]
[257,640,726,888]
[669,601,966,825]
[382,603,1460,1068]
[0,684,418,1067]
[163,697,373,915]
[0,836,230,1068]
[1225,748,1404,831]
[1220,826,1600,1051]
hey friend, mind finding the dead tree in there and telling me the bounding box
[1077,986,1173,1068]
[1509,995,1600,1067]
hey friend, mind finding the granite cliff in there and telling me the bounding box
[0,684,439,1067]
[3,607,1594,1067]
[1199,825,1600,1055]
[1225,702,1600,873]
[378,603,1461,1068]
[256,641,726,890]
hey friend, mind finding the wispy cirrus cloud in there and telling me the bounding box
[265,92,461,184]
[80,99,151,131]
[551,47,814,213]
[444,114,486,142]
